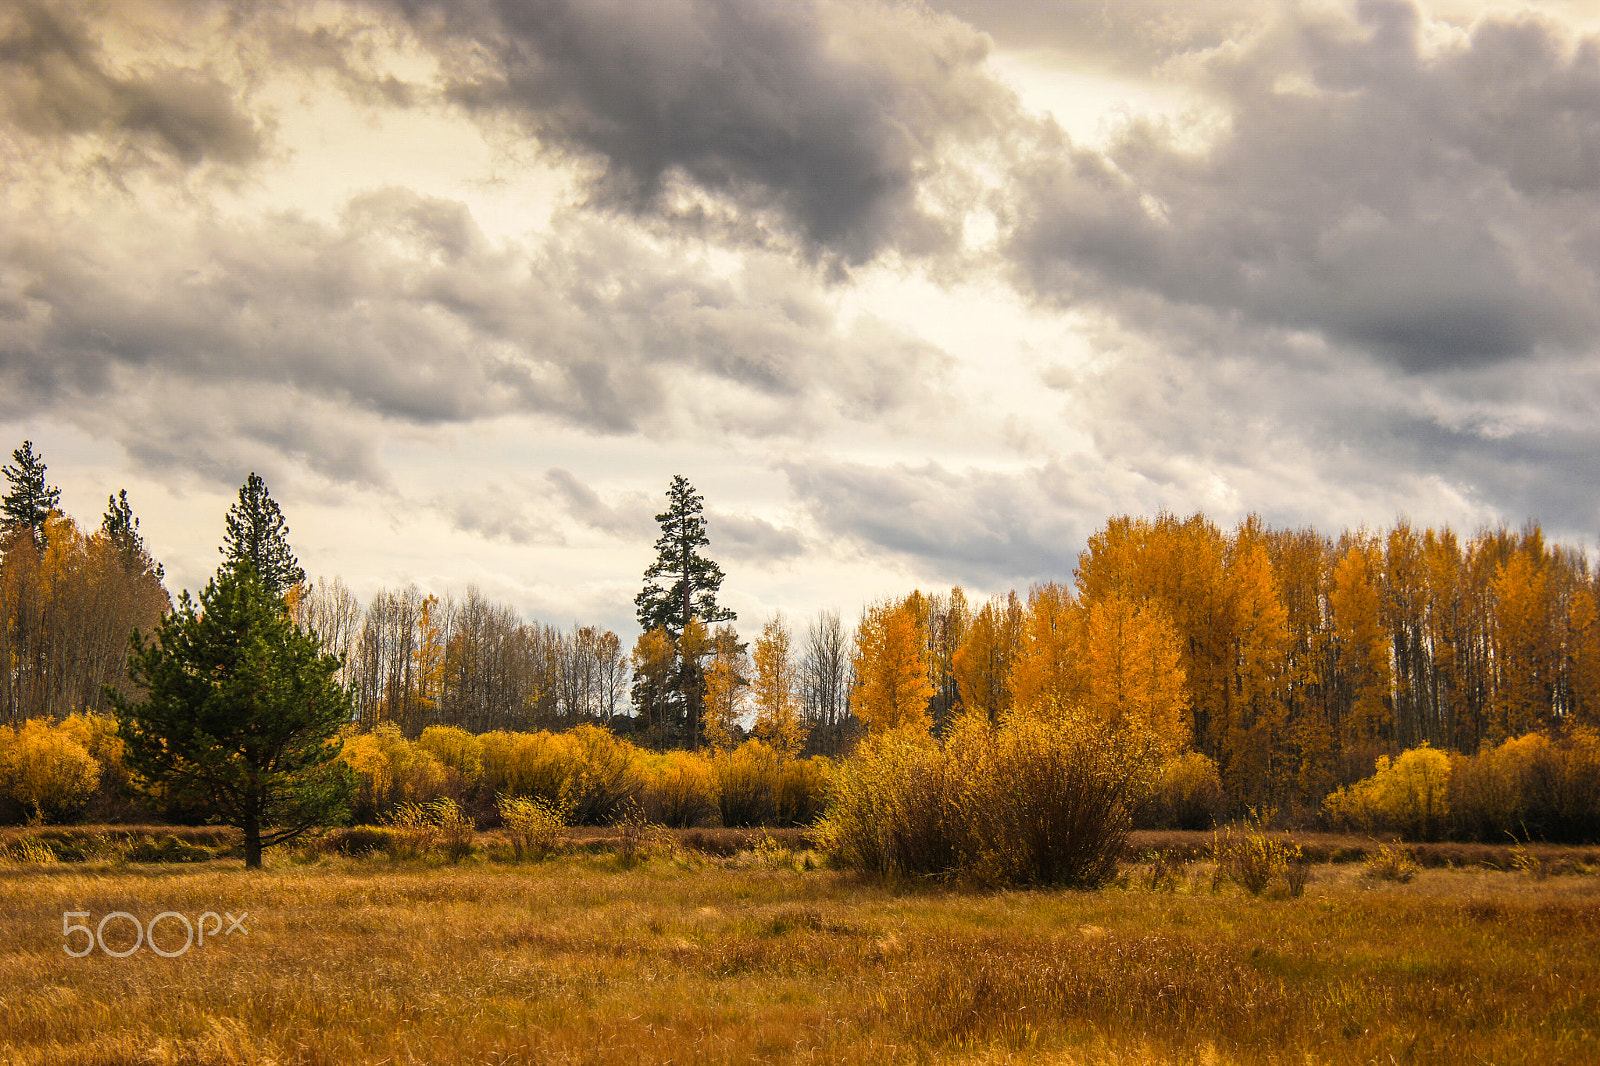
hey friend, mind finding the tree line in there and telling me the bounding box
[843,514,1600,814]
[7,439,1600,822]
[0,444,169,726]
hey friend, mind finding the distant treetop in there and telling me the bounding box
[2,440,62,545]
[635,474,734,637]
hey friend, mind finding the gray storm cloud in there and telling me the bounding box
[0,2,261,166]
[384,0,1015,263]
[1008,1,1600,372]
[2,0,1597,590]
[0,183,952,479]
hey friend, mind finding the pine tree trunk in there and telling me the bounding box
[243,807,263,869]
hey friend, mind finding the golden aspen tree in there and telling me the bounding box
[1076,515,1145,604]
[1422,527,1467,749]
[1009,583,1081,722]
[851,597,934,735]
[1076,593,1188,759]
[752,614,808,757]
[1330,538,1393,743]
[678,617,713,749]
[952,591,1024,724]
[701,624,748,753]
[1567,581,1600,727]
[1491,535,1555,740]
[1383,523,1432,747]
[1145,513,1231,757]
[630,627,678,749]
[1267,527,1336,805]
[925,587,970,728]
[1222,532,1290,806]
[1458,528,1510,750]
[412,594,447,728]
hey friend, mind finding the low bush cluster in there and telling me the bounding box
[0,715,119,824]
[336,726,830,830]
[1324,744,1452,841]
[1210,816,1309,897]
[0,713,834,832]
[1138,750,1228,830]
[817,714,1150,887]
[497,794,567,860]
[1450,730,1600,843]
[1325,729,1600,842]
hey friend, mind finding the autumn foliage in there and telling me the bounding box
[850,512,1600,837]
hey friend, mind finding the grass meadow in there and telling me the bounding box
[2,832,1598,1065]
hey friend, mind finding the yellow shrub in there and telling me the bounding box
[715,741,782,827]
[0,719,102,824]
[561,725,642,825]
[1211,814,1306,897]
[478,730,569,800]
[816,725,959,878]
[1324,744,1451,841]
[1143,750,1228,830]
[1450,730,1600,842]
[818,714,1147,887]
[478,726,640,825]
[641,751,719,828]
[57,713,126,790]
[498,794,568,859]
[338,724,448,821]
[417,726,484,788]
[775,756,832,827]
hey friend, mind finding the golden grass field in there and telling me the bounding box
[3,833,1598,1065]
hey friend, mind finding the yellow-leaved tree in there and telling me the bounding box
[1491,536,1555,741]
[1009,583,1080,721]
[1329,537,1392,743]
[1075,593,1188,761]
[752,614,808,757]
[630,627,678,749]
[1567,586,1600,727]
[952,591,1023,724]
[851,597,933,735]
[1220,530,1290,806]
[701,624,748,753]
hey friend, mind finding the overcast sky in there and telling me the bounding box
[3,0,1598,636]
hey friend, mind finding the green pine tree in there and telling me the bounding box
[634,475,734,749]
[221,472,305,597]
[635,474,734,636]
[109,565,353,868]
[2,440,62,546]
[103,489,163,579]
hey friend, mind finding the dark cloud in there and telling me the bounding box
[1008,1,1600,371]
[0,2,261,166]
[710,511,804,563]
[783,458,1098,587]
[388,0,1014,264]
[0,188,951,484]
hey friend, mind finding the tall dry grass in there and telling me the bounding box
[3,852,1599,1064]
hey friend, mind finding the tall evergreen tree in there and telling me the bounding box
[635,475,734,636]
[221,472,305,597]
[634,475,734,749]
[2,440,62,546]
